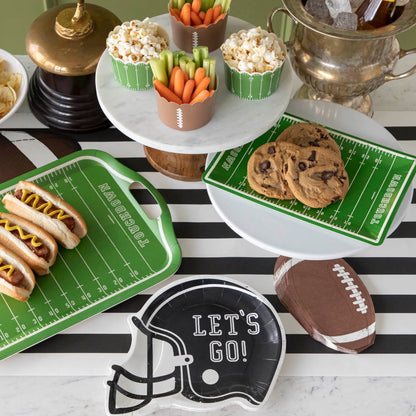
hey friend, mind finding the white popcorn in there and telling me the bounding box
[106,18,168,64]
[221,27,286,74]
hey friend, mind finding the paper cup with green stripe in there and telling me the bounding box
[223,60,285,100]
[109,55,154,90]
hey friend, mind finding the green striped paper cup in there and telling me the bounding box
[110,54,154,90]
[223,60,285,100]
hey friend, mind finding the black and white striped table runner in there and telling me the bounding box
[0,125,415,377]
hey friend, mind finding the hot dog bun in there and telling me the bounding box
[2,180,87,249]
[0,243,35,302]
[0,213,58,275]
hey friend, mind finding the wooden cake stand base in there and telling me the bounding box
[144,147,207,181]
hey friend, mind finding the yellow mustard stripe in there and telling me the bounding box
[0,219,42,247]
[21,189,71,221]
[0,259,14,278]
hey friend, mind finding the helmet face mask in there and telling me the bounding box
[106,276,286,415]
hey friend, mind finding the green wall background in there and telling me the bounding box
[0,0,415,54]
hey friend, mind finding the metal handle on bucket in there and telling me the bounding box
[267,7,296,48]
[385,47,416,81]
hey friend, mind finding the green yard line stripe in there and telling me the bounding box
[224,146,252,186]
[0,327,9,345]
[77,161,156,275]
[358,156,407,235]
[74,245,109,296]
[26,300,43,328]
[56,252,93,305]
[3,296,26,337]
[36,280,62,319]
[38,272,73,316]
[260,75,264,99]
[45,174,95,304]
[59,167,109,296]
[355,157,394,235]
[329,145,371,226]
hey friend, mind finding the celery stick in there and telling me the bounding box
[213,0,222,8]
[159,49,174,77]
[171,0,178,8]
[202,59,210,78]
[186,61,196,80]
[201,58,216,89]
[173,50,186,67]
[223,0,232,12]
[179,55,193,73]
[193,47,201,68]
[149,58,168,86]
[193,46,209,68]
[177,0,185,9]
[208,59,216,89]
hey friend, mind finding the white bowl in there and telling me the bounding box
[0,49,28,125]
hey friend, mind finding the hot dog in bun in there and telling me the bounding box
[0,243,35,302]
[2,181,87,249]
[0,213,58,275]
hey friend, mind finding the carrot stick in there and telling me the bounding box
[199,10,206,20]
[180,2,192,25]
[209,88,215,96]
[190,89,210,104]
[213,12,226,23]
[194,67,205,86]
[182,79,196,103]
[173,68,186,98]
[203,7,213,25]
[192,0,201,13]
[169,66,180,91]
[154,80,182,104]
[212,4,222,21]
[191,10,203,26]
[191,76,210,100]
[170,8,181,20]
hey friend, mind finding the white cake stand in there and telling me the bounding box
[95,14,293,180]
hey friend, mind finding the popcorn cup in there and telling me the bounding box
[107,23,169,90]
[154,78,218,131]
[223,60,285,100]
[168,1,228,53]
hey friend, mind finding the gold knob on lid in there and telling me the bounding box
[55,0,93,39]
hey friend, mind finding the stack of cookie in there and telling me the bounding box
[247,123,349,208]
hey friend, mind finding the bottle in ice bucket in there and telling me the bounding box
[355,0,397,29]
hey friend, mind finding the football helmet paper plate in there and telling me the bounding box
[106,276,286,414]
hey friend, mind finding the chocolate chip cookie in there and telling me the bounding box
[283,146,349,208]
[247,142,295,199]
[276,122,341,157]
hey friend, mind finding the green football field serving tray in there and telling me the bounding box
[0,150,181,361]
[203,113,416,246]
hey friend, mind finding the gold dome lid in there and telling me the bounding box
[26,0,121,76]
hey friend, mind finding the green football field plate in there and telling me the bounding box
[203,113,416,246]
[0,149,181,360]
